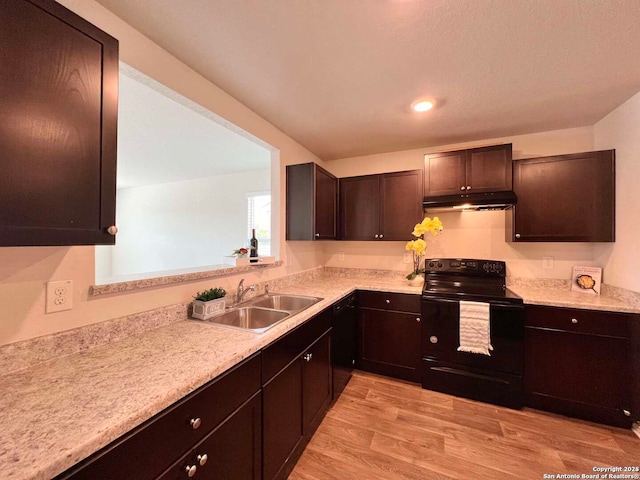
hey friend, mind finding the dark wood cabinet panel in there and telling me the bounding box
[380,170,424,240]
[158,392,262,480]
[508,150,615,242]
[424,144,512,197]
[263,359,304,480]
[286,162,338,240]
[358,302,422,382]
[302,331,332,433]
[358,290,421,314]
[340,170,422,241]
[339,174,380,240]
[524,306,635,427]
[424,150,467,196]
[0,0,118,246]
[466,144,513,193]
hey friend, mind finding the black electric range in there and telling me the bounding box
[420,258,524,408]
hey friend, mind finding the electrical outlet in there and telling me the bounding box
[403,253,412,264]
[46,280,73,313]
[542,256,554,269]
[338,252,345,261]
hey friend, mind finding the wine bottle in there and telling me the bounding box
[250,228,258,258]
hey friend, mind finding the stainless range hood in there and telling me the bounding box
[423,191,517,213]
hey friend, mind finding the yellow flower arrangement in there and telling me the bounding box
[406,216,443,280]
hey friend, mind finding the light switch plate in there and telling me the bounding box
[46,280,73,313]
[542,256,554,269]
[338,252,345,261]
[403,253,413,264]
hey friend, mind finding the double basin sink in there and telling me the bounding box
[195,293,323,333]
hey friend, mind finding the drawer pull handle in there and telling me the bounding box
[197,453,208,466]
[416,317,421,323]
[190,417,202,430]
[515,233,521,238]
[379,234,384,239]
[623,409,631,417]
[374,234,379,239]
[571,318,578,324]
[430,336,438,344]
[185,465,197,477]
[385,299,390,304]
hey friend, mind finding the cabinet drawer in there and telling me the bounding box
[59,353,261,480]
[262,308,332,383]
[358,290,420,313]
[525,305,631,338]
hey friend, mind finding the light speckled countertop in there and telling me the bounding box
[1,273,638,480]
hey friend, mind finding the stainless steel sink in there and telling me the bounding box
[249,293,322,312]
[193,293,323,333]
[199,306,290,333]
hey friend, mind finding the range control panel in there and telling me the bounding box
[425,258,506,276]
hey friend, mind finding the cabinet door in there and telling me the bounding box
[466,144,512,193]
[302,331,332,433]
[424,150,467,196]
[358,308,422,382]
[510,150,615,242]
[157,393,262,480]
[0,0,118,246]
[339,175,380,240]
[525,327,632,427]
[314,165,338,239]
[380,170,423,240]
[262,359,303,480]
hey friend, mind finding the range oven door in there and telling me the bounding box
[421,296,524,408]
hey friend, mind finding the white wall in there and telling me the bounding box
[323,127,600,279]
[594,91,640,292]
[96,170,270,282]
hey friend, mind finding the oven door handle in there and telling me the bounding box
[422,297,523,309]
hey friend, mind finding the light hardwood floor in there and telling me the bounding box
[289,371,640,480]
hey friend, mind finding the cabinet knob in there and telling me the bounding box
[515,233,521,239]
[623,409,631,417]
[315,233,320,238]
[466,185,471,190]
[185,465,197,477]
[303,353,313,362]
[416,317,421,323]
[571,318,578,324]
[374,234,379,239]
[430,336,438,344]
[197,454,208,466]
[385,299,390,304]
[379,234,384,239]
[460,186,466,191]
[107,225,118,235]
[190,417,202,430]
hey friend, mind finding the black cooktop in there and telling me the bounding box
[422,258,522,304]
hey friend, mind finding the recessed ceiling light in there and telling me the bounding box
[413,100,434,112]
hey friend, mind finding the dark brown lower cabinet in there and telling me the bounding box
[158,392,262,480]
[357,291,422,382]
[56,354,262,480]
[524,305,637,427]
[262,309,333,480]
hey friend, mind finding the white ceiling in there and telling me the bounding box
[117,70,270,188]
[98,0,640,160]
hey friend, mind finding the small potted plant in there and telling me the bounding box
[192,287,227,320]
[405,216,443,285]
[231,247,250,258]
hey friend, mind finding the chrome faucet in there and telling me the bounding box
[236,278,256,304]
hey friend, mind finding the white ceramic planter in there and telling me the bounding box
[192,297,226,320]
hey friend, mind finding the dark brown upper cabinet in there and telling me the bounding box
[507,150,615,242]
[339,169,423,241]
[0,0,119,246]
[286,163,338,240]
[424,144,513,197]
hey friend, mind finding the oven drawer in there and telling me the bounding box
[525,305,631,338]
[421,298,524,375]
[422,358,523,409]
[359,291,420,313]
